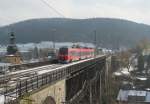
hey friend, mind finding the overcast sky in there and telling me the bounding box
[0,0,150,26]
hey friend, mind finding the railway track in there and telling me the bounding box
[0,64,63,84]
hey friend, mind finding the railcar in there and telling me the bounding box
[58,47,94,63]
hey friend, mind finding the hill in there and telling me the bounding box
[0,18,150,49]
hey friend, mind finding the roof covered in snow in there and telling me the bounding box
[117,89,150,102]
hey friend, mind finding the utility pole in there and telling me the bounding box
[52,29,56,50]
[90,80,92,104]
[94,30,97,57]
[4,65,7,104]
[99,72,102,104]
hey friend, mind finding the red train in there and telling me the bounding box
[58,47,94,63]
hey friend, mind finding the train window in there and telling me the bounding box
[69,51,73,56]
[59,48,68,55]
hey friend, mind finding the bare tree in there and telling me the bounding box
[119,50,132,71]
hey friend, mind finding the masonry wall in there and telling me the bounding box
[20,79,66,104]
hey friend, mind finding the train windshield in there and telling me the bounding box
[59,48,68,55]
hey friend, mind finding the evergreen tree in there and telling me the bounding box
[138,54,145,71]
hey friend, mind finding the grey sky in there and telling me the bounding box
[0,0,150,26]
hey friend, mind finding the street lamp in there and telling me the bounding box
[51,29,56,50]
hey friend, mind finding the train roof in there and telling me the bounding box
[59,46,93,49]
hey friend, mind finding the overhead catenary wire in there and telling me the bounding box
[39,0,66,18]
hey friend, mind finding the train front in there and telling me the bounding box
[58,47,69,63]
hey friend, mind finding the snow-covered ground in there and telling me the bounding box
[0,41,114,54]
[0,95,4,104]
[113,66,134,76]
[1,41,95,52]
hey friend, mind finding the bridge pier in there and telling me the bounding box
[66,59,107,104]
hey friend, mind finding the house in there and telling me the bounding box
[117,89,150,104]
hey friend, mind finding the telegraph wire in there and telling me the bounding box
[39,0,66,18]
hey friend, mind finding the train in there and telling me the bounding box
[58,47,95,63]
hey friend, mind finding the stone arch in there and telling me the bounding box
[43,96,56,104]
